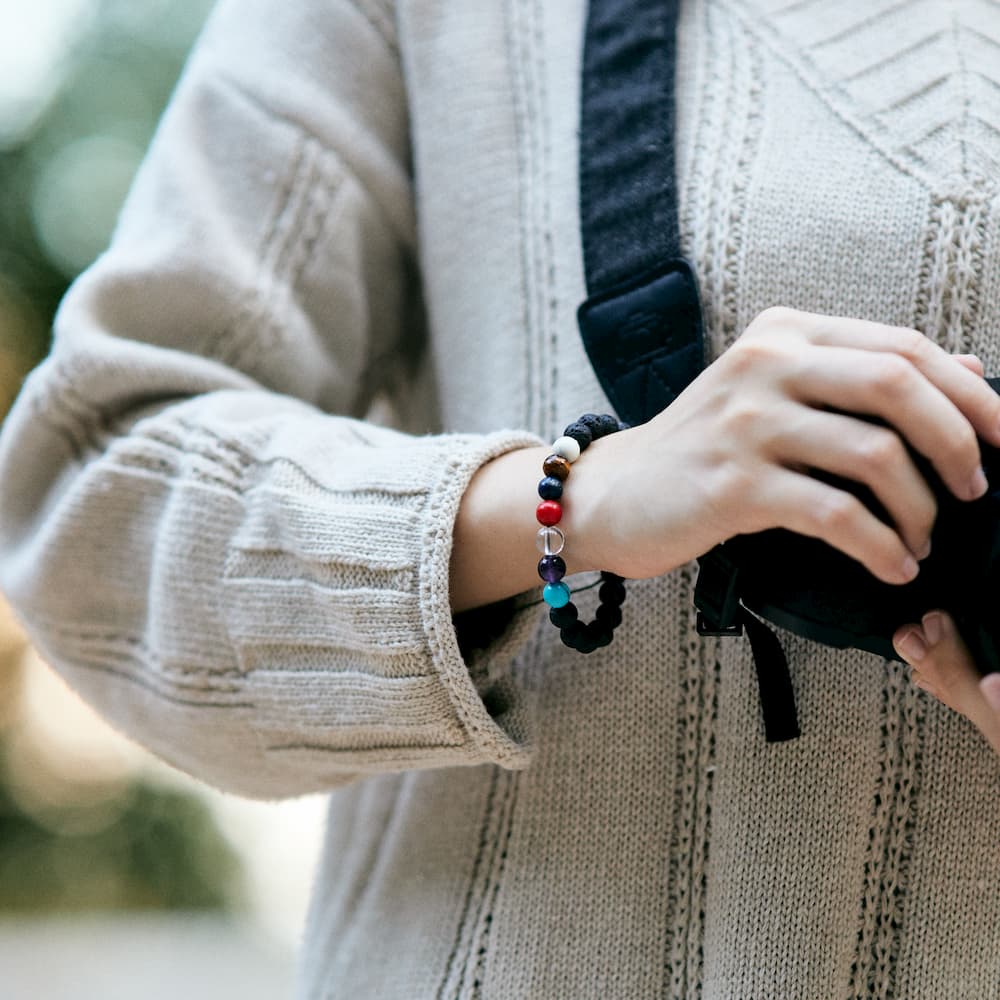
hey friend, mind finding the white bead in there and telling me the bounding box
[552,435,581,462]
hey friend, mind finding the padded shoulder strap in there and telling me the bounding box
[577,0,705,427]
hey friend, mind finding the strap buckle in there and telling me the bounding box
[693,545,743,636]
[696,611,743,637]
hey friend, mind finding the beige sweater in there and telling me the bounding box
[1,0,998,996]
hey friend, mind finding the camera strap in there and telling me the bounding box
[577,0,800,741]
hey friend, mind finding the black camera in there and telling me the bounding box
[694,376,1000,735]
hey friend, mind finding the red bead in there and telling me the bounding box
[536,500,562,526]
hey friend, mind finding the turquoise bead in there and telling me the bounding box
[542,581,572,608]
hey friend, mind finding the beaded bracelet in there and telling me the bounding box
[536,413,628,654]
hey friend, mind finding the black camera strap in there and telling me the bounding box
[577,0,800,741]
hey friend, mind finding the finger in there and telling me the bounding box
[909,666,941,699]
[953,354,985,377]
[753,469,920,585]
[981,673,1000,714]
[915,611,985,706]
[894,611,1000,754]
[790,344,986,502]
[801,316,1000,448]
[770,409,936,558]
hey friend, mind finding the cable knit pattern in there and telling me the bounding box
[0,1,999,997]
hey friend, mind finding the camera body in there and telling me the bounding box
[696,377,1000,674]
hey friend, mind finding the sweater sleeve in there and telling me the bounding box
[0,0,544,797]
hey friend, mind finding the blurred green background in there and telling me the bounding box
[0,0,242,917]
[0,11,327,996]
[0,0,214,414]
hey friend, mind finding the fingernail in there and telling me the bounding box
[899,555,919,581]
[982,675,1000,713]
[922,611,943,646]
[969,466,988,499]
[896,628,927,662]
[916,538,932,561]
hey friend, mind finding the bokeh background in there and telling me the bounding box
[0,2,325,996]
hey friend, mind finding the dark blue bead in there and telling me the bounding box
[537,555,566,582]
[537,476,564,500]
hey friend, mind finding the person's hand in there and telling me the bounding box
[571,306,1000,582]
[893,610,1000,756]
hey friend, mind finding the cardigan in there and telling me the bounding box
[1,0,998,996]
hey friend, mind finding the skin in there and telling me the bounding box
[450,306,1000,755]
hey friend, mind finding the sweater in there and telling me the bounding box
[1,0,998,996]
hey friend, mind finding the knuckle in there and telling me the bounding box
[728,326,804,376]
[812,491,859,534]
[752,305,796,329]
[857,428,903,470]
[720,463,757,506]
[720,399,765,437]
[894,327,929,359]
[870,356,913,396]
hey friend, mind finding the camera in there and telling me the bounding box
[694,377,1000,676]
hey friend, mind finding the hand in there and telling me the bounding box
[572,307,1000,582]
[893,610,1000,756]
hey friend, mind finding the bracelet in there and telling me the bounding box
[536,413,628,654]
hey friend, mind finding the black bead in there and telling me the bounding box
[537,476,564,500]
[595,603,623,629]
[587,622,614,648]
[598,579,627,606]
[549,603,579,628]
[542,414,628,655]
[562,421,593,449]
[593,414,620,438]
[562,623,598,653]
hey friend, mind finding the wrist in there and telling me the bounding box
[450,444,552,613]
[556,433,618,575]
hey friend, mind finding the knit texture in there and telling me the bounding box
[0,1,998,997]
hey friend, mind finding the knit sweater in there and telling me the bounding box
[1,0,998,996]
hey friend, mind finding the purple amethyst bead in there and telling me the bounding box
[537,554,567,583]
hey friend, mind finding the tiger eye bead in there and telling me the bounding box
[542,454,571,480]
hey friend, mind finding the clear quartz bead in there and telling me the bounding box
[535,526,565,556]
